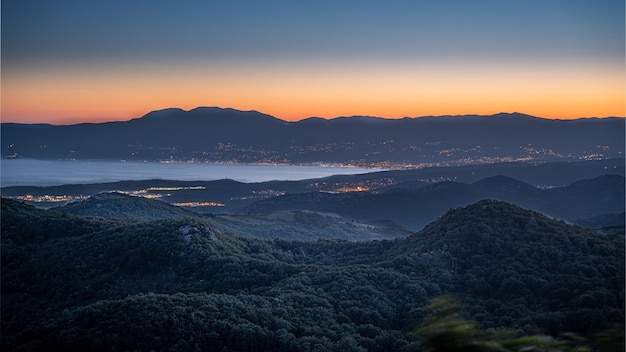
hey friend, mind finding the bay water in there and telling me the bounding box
[1,159,384,187]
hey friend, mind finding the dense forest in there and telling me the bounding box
[1,198,623,351]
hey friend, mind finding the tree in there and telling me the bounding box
[415,296,604,352]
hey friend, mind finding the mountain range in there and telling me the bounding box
[2,107,624,165]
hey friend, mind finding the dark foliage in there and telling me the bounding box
[415,296,625,352]
[1,198,623,351]
[49,192,201,221]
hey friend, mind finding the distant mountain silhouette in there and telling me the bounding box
[471,175,540,197]
[2,107,623,164]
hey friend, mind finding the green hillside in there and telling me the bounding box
[50,192,202,221]
[1,198,623,351]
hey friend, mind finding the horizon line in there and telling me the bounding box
[2,106,625,126]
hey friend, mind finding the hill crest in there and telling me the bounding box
[50,192,201,221]
[388,199,597,259]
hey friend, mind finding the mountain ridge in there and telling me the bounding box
[239,174,625,231]
[1,109,622,131]
[3,107,623,165]
[8,107,623,126]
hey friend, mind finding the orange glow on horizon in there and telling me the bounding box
[2,60,624,124]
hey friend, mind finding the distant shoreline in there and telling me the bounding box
[0,159,386,187]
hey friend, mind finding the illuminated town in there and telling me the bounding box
[172,202,225,208]
[2,142,620,209]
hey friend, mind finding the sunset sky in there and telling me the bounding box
[2,0,624,124]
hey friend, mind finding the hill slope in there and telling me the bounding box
[388,200,625,331]
[48,192,411,241]
[240,175,625,230]
[1,198,623,351]
[210,210,412,241]
[49,192,202,220]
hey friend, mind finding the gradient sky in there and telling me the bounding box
[2,0,624,124]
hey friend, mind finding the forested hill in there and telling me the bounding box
[2,107,623,164]
[1,198,623,351]
[49,191,202,221]
[49,192,412,241]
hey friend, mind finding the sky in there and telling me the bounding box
[2,0,624,124]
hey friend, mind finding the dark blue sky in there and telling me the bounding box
[4,0,623,63]
[2,0,624,122]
